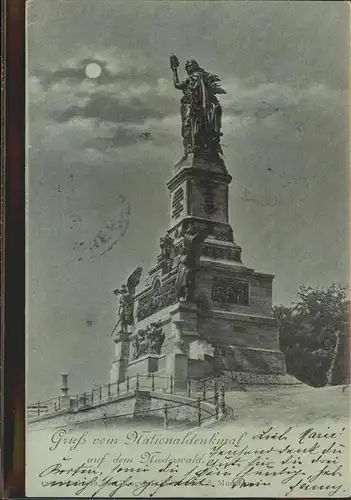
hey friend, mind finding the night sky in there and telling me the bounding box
[26,0,349,401]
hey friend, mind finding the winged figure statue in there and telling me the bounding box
[111,266,143,336]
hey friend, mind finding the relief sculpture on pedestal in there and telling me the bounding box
[132,321,165,360]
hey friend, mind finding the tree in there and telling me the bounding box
[274,284,349,387]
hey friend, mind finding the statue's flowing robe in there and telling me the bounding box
[117,294,134,329]
[175,253,189,292]
[175,234,200,296]
[175,224,214,299]
[181,71,222,152]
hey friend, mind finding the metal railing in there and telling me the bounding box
[27,374,226,424]
[27,395,63,417]
[82,393,221,429]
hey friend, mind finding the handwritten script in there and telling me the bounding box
[27,424,350,497]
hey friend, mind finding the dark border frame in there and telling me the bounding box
[1,0,26,496]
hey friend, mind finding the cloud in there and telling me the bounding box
[29,50,347,164]
[53,92,168,124]
[89,113,182,150]
[30,50,179,133]
[90,125,144,150]
[37,60,161,91]
[222,80,346,122]
[32,45,157,86]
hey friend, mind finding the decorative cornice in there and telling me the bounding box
[134,270,177,301]
[203,309,277,324]
[200,260,254,276]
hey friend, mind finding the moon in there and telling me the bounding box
[85,62,102,79]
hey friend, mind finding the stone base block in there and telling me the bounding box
[188,357,217,379]
[133,390,152,419]
[110,359,128,384]
[213,345,286,375]
[189,340,215,360]
[168,302,200,352]
[166,352,188,390]
[127,355,160,378]
[59,395,71,410]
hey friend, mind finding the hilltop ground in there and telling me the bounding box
[221,384,350,428]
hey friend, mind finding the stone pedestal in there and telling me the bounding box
[108,148,288,386]
[169,302,200,349]
[163,302,200,389]
[189,339,215,360]
[110,332,130,384]
[60,373,70,409]
[59,396,71,410]
[166,353,188,390]
[128,355,160,378]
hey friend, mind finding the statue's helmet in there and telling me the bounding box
[185,59,200,74]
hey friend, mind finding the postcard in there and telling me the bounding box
[26,0,350,497]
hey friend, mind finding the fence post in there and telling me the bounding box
[91,389,94,404]
[136,373,140,390]
[197,398,201,426]
[117,380,120,395]
[83,392,86,406]
[214,390,219,420]
[214,379,218,400]
[202,381,206,401]
[164,403,168,429]
[126,376,130,392]
[170,375,173,394]
[76,394,79,408]
[108,383,111,399]
[58,396,61,410]
[151,373,155,392]
[99,386,102,402]
[37,401,40,417]
[220,384,226,414]
[214,379,219,419]
[187,378,191,397]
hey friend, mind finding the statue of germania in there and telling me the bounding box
[170,55,226,157]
